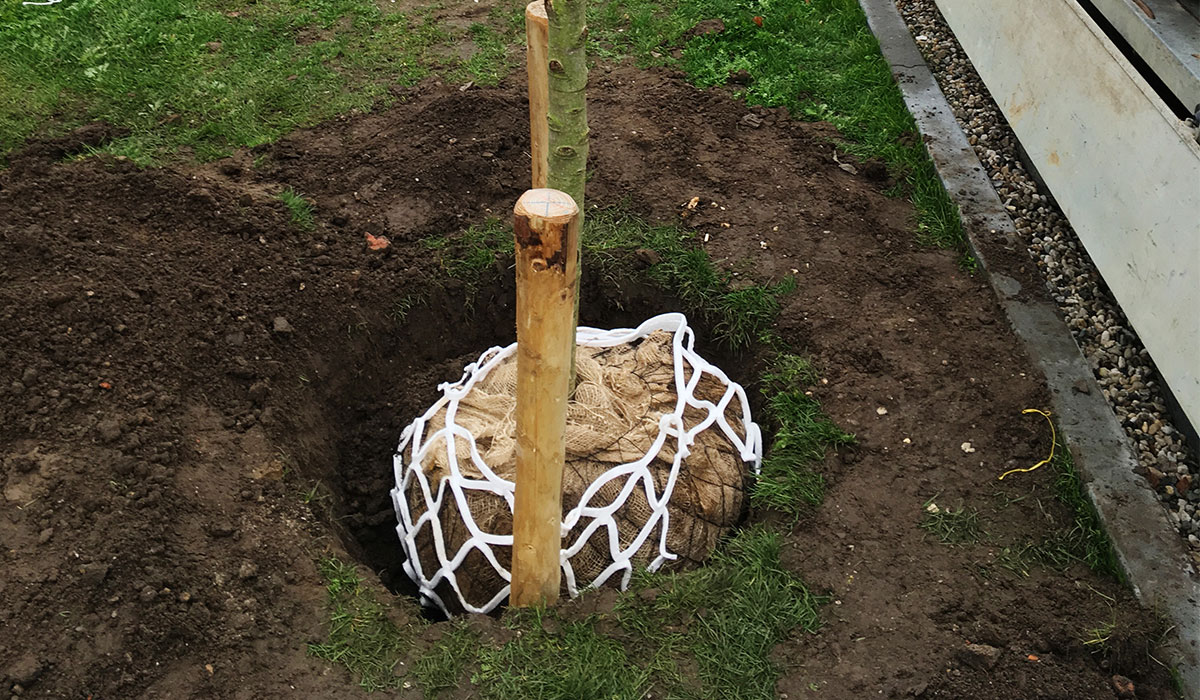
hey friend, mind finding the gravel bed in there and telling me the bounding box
[894,0,1200,558]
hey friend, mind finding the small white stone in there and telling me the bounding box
[961,442,976,454]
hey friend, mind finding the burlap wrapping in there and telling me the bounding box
[397,322,757,614]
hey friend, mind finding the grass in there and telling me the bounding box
[473,610,650,699]
[752,354,854,517]
[425,207,796,349]
[410,620,479,697]
[300,481,329,506]
[308,558,418,691]
[1045,441,1123,579]
[587,0,963,248]
[920,500,982,545]
[1078,603,1175,688]
[427,218,512,279]
[586,207,796,349]
[1081,616,1118,653]
[4,0,962,244]
[0,0,520,162]
[313,528,825,698]
[616,526,827,700]
[449,22,515,87]
[991,441,1123,580]
[389,292,427,324]
[1170,665,1185,698]
[422,218,512,309]
[3,0,963,248]
[278,187,315,229]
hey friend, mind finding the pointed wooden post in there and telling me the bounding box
[526,1,550,188]
[510,188,579,607]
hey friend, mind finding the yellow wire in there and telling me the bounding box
[998,409,1055,480]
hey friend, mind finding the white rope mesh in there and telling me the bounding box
[390,313,762,615]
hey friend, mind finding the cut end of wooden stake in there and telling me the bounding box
[515,188,577,224]
[526,0,547,22]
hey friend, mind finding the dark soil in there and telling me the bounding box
[0,64,1175,699]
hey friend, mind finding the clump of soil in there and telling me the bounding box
[0,64,1175,698]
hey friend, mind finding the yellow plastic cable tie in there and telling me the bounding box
[998,409,1055,481]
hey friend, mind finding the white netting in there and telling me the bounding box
[390,313,761,615]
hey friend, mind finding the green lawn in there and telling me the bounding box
[0,0,512,162]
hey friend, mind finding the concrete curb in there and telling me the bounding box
[857,0,1200,694]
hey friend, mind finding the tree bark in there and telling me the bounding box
[545,0,587,389]
[545,0,588,218]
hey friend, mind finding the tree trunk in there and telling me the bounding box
[545,0,588,219]
[545,0,587,389]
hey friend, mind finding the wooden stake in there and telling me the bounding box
[526,1,550,189]
[510,188,579,607]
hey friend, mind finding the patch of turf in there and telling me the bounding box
[422,218,512,310]
[450,22,515,87]
[764,352,820,386]
[994,442,1123,579]
[1017,444,1118,581]
[1045,442,1123,579]
[588,0,964,248]
[583,205,694,257]
[585,207,794,348]
[427,218,512,279]
[920,501,982,545]
[710,276,796,350]
[411,620,479,698]
[990,438,1122,580]
[278,187,315,229]
[314,528,824,698]
[617,526,827,699]
[429,528,826,699]
[752,354,854,517]
[473,609,650,699]
[308,558,418,692]
[0,0,448,161]
[426,207,795,349]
